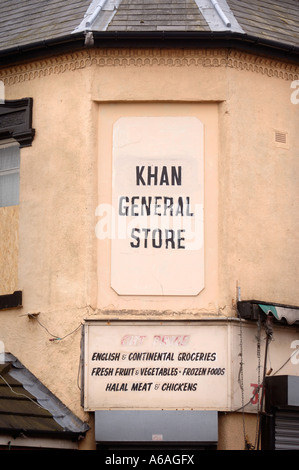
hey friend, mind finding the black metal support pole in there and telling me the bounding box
[257,316,273,450]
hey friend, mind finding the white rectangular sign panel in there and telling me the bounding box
[84,322,229,411]
[111,116,204,296]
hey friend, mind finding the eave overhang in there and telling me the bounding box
[0,30,298,68]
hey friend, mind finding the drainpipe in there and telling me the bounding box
[210,0,231,27]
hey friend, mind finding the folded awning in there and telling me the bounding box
[237,301,299,326]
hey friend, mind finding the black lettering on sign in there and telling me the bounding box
[128,352,174,361]
[118,196,194,217]
[130,228,140,248]
[131,382,153,391]
[161,383,197,392]
[177,352,217,361]
[140,367,178,376]
[207,368,226,375]
[91,367,114,376]
[105,383,128,391]
[130,228,185,249]
[119,196,129,216]
[136,166,182,186]
[182,368,207,376]
[114,368,135,376]
[91,352,121,361]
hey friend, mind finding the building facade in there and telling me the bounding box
[0,0,299,451]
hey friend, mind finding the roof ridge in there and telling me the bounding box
[194,0,245,33]
[73,0,122,33]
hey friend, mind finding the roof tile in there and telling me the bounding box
[106,0,210,31]
[226,0,299,47]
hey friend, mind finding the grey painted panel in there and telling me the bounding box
[95,410,218,443]
[288,376,299,407]
[275,410,299,450]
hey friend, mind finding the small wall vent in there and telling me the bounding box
[275,131,287,144]
[274,129,288,148]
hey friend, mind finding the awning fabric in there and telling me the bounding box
[237,301,299,326]
[258,304,299,325]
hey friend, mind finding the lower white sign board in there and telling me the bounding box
[83,322,229,411]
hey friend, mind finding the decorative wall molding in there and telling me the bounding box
[0,48,298,85]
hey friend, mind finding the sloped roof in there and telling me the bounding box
[0,353,89,443]
[0,0,298,63]
[0,0,91,51]
[227,0,299,48]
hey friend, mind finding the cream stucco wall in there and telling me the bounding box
[218,412,258,450]
[0,47,298,449]
[0,62,96,424]
[220,63,299,308]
